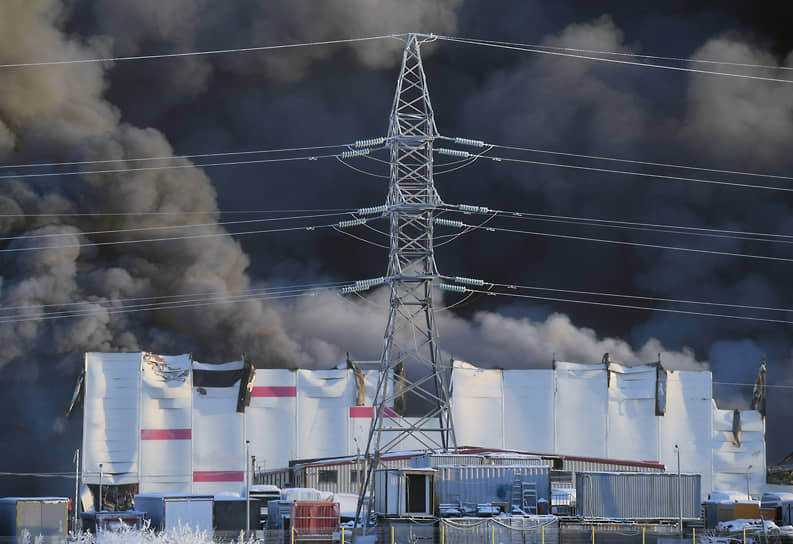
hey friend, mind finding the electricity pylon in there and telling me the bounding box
[354,32,457,524]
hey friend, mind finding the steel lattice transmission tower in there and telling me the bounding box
[355,33,457,522]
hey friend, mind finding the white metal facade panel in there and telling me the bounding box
[712,408,765,495]
[139,354,192,493]
[450,365,503,448]
[503,369,554,453]
[82,352,142,484]
[660,371,713,500]
[247,369,297,470]
[192,361,246,495]
[297,369,352,459]
[555,362,608,458]
[607,364,659,462]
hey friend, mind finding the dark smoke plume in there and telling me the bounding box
[2,0,793,495]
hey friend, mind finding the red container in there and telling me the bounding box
[290,502,340,538]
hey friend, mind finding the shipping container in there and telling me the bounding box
[249,486,281,522]
[213,497,261,538]
[374,469,435,517]
[575,472,701,520]
[0,497,68,542]
[434,465,550,514]
[290,502,339,540]
[79,511,146,538]
[134,494,213,532]
[266,500,293,530]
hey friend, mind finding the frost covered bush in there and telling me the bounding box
[67,521,256,544]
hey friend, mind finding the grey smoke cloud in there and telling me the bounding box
[279,288,705,371]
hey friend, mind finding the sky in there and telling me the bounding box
[1,0,793,494]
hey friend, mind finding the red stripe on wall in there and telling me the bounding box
[193,471,245,482]
[251,386,297,397]
[140,429,192,440]
[349,406,397,418]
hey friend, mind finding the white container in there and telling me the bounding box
[373,468,435,517]
[134,493,214,532]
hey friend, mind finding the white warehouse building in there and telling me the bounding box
[82,352,770,500]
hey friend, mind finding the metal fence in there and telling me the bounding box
[3,524,775,544]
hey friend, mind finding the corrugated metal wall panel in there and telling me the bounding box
[413,454,483,468]
[435,465,550,506]
[575,472,701,519]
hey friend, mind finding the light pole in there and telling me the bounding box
[98,463,103,512]
[246,440,251,537]
[73,450,80,532]
[746,465,753,500]
[674,445,682,536]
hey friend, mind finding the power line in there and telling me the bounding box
[0,207,351,218]
[0,150,365,181]
[0,280,349,313]
[0,143,348,170]
[0,211,352,242]
[463,222,793,263]
[0,286,337,325]
[471,152,793,193]
[439,37,793,72]
[0,35,403,69]
[473,279,793,315]
[444,205,793,246]
[713,381,793,390]
[439,137,793,183]
[467,287,793,326]
[0,217,373,253]
[436,35,793,85]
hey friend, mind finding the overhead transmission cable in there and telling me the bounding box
[0,211,355,242]
[0,146,386,181]
[0,215,375,253]
[0,207,352,218]
[0,143,348,170]
[454,221,793,263]
[0,35,404,69]
[465,287,793,326]
[462,278,793,315]
[0,279,349,313]
[0,283,347,324]
[444,150,793,193]
[444,138,793,183]
[435,35,793,85]
[459,38,793,72]
[443,205,793,246]
[436,275,793,325]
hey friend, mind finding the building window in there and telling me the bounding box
[318,470,338,484]
[350,470,359,484]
